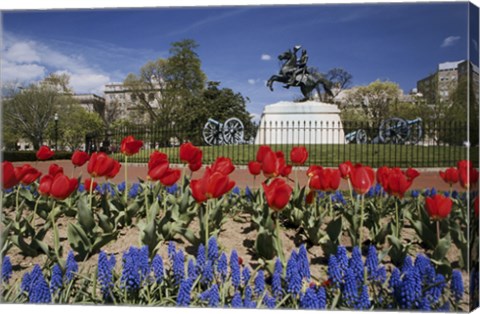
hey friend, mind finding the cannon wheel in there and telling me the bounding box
[222,118,244,144]
[355,129,368,144]
[378,117,410,144]
[203,120,224,146]
[406,122,423,145]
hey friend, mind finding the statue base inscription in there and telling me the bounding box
[255,101,345,145]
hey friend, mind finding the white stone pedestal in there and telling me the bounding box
[254,101,345,145]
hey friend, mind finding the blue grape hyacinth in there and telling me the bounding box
[217,252,228,282]
[29,269,51,304]
[50,264,63,295]
[272,258,283,298]
[254,269,265,296]
[286,251,302,296]
[98,251,115,300]
[297,244,311,281]
[229,250,241,289]
[151,254,164,284]
[2,256,12,283]
[231,290,243,308]
[451,269,464,302]
[207,236,219,263]
[177,277,193,307]
[65,250,78,283]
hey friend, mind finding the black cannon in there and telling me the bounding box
[202,117,244,146]
[345,117,423,145]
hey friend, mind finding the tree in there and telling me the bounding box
[56,105,104,151]
[2,74,75,150]
[343,80,401,124]
[123,39,207,127]
[178,81,255,144]
[326,68,353,98]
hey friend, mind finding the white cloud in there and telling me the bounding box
[2,59,46,81]
[1,33,111,93]
[248,79,256,85]
[261,54,272,61]
[441,36,461,48]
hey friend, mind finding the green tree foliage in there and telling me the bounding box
[3,74,74,150]
[178,81,255,145]
[124,39,253,146]
[3,73,104,151]
[343,80,401,125]
[56,105,104,151]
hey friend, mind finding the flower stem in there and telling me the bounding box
[124,155,128,204]
[395,199,400,239]
[205,200,210,252]
[15,186,21,221]
[89,177,95,210]
[359,194,365,247]
[347,178,354,203]
[436,220,440,243]
[275,212,285,265]
[145,182,150,222]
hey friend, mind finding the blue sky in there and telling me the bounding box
[1,2,476,119]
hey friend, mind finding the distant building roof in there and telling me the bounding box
[438,60,464,71]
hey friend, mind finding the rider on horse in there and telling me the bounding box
[288,49,309,86]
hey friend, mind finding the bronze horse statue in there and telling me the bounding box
[266,48,333,102]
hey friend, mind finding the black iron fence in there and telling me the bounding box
[96,120,478,168]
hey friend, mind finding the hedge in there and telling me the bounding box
[2,151,73,162]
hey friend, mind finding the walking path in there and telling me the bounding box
[17,160,457,191]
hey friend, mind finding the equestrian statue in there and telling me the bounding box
[266,45,333,102]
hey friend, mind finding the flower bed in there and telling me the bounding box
[1,141,479,311]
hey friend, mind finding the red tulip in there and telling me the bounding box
[148,151,169,171]
[457,160,479,188]
[211,157,235,175]
[384,169,413,198]
[290,146,308,165]
[248,161,261,176]
[261,149,278,178]
[106,160,121,179]
[457,160,473,170]
[190,168,235,203]
[262,178,292,211]
[339,161,353,179]
[85,178,98,192]
[376,166,391,188]
[405,168,420,181]
[71,150,90,167]
[2,161,19,189]
[36,145,54,160]
[309,168,341,192]
[350,165,375,195]
[87,152,116,178]
[307,165,323,177]
[306,190,315,204]
[50,174,78,200]
[180,142,202,164]
[188,159,203,172]
[120,135,143,156]
[439,167,459,185]
[280,164,292,177]
[159,168,181,187]
[38,174,54,196]
[48,163,64,176]
[256,145,273,163]
[14,164,41,185]
[425,194,453,220]
[148,161,170,181]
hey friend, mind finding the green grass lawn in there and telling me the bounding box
[113,143,476,168]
